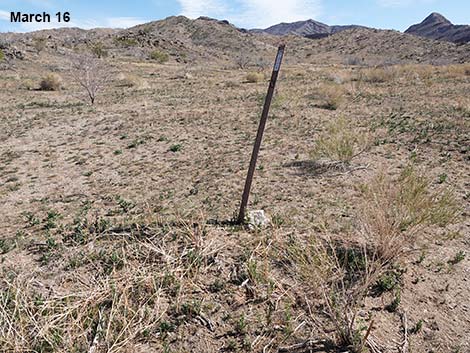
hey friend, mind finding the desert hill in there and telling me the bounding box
[253,19,366,39]
[1,15,469,67]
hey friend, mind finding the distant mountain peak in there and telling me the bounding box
[256,19,365,38]
[422,12,451,25]
[406,12,469,44]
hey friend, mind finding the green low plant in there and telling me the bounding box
[150,50,169,64]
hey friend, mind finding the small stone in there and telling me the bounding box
[247,210,271,229]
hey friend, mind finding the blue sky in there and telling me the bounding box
[0,0,468,33]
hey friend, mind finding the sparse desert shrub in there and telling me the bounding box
[113,37,138,47]
[70,54,109,104]
[39,73,62,91]
[361,67,396,83]
[0,49,4,61]
[441,64,470,78]
[281,166,458,351]
[311,117,370,164]
[21,78,35,90]
[149,50,169,64]
[315,84,345,110]
[89,41,108,58]
[344,56,362,66]
[32,37,47,53]
[244,72,264,83]
[327,71,352,84]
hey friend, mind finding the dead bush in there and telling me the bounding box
[39,73,62,91]
[70,54,109,105]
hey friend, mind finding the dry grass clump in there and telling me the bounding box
[0,49,4,61]
[281,234,375,352]
[244,72,264,83]
[116,73,148,89]
[278,166,459,351]
[39,73,62,91]
[360,67,396,83]
[327,71,353,84]
[0,269,164,352]
[311,116,371,164]
[315,83,346,110]
[395,64,435,81]
[440,64,470,78]
[358,166,460,264]
[0,215,223,352]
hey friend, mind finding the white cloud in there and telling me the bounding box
[177,0,322,28]
[104,17,147,28]
[377,0,435,7]
[0,10,10,21]
[0,10,146,32]
[178,0,228,19]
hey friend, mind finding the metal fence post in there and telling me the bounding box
[237,44,286,224]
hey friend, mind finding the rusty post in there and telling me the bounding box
[237,44,285,224]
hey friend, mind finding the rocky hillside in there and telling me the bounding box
[282,27,470,65]
[254,19,365,38]
[1,15,469,68]
[405,13,470,44]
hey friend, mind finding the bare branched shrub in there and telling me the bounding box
[70,54,109,105]
[235,53,250,69]
[39,73,62,91]
[311,116,371,164]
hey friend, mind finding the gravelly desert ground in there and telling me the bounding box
[1,47,469,352]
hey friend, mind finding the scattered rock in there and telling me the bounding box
[247,210,271,229]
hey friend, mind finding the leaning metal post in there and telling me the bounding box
[237,44,286,224]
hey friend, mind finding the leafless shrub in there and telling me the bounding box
[235,53,251,69]
[344,56,362,66]
[70,54,109,105]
